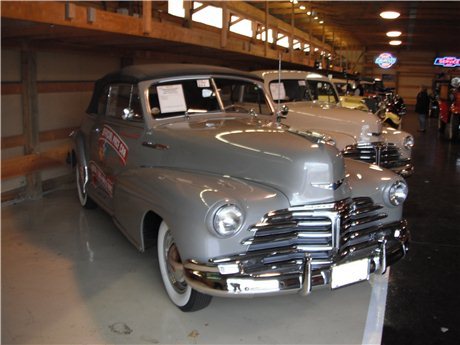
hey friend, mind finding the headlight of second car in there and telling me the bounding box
[403,135,414,149]
[212,204,244,237]
[387,180,408,206]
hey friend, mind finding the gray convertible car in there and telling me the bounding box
[73,64,409,311]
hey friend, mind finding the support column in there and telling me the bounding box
[143,0,152,34]
[21,46,42,199]
[221,3,229,48]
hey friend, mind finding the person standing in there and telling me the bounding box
[415,85,430,132]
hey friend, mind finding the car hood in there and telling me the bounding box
[150,115,350,205]
[284,102,382,143]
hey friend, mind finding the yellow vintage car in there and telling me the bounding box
[332,78,370,112]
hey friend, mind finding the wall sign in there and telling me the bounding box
[375,53,397,69]
[433,57,460,68]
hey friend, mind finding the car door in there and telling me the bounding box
[88,83,145,212]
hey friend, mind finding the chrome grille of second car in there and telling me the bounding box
[243,197,387,269]
[342,142,409,169]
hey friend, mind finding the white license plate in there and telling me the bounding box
[331,258,370,289]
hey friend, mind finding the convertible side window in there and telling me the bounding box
[106,83,143,121]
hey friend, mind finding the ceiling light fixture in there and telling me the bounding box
[307,11,311,15]
[389,40,402,46]
[319,20,324,24]
[299,5,306,10]
[380,11,400,19]
[386,31,402,37]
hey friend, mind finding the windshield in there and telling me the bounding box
[306,80,339,104]
[148,77,272,119]
[334,82,349,96]
[268,79,314,103]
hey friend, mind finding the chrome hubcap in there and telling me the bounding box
[163,231,187,294]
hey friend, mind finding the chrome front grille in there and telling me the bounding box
[243,197,387,269]
[342,142,408,169]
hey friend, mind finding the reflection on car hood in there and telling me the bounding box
[284,102,382,142]
[151,116,350,205]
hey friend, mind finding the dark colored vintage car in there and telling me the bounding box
[73,64,409,311]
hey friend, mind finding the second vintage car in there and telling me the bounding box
[73,64,409,312]
[255,70,415,177]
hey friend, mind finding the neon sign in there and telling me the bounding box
[433,57,460,68]
[375,53,397,69]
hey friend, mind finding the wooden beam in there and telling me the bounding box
[1,81,94,95]
[1,1,335,69]
[2,127,78,149]
[221,2,229,48]
[21,47,42,198]
[1,144,71,180]
[143,0,152,34]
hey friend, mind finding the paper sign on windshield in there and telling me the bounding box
[270,82,286,101]
[157,84,187,113]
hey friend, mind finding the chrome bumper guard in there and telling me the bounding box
[391,162,414,178]
[184,220,409,298]
[342,142,414,177]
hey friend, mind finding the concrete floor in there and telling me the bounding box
[3,110,456,345]
[1,188,388,344]
[382,113,460,345]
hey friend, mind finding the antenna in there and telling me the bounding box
[278,52,282,111]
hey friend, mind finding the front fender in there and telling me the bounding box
[380,127,413,160]
[72,129,89,168]
[345,158,406,223]
[113,167,290,262]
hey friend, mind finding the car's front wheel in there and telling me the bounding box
[157,221,212,312]
[76,163,97,209]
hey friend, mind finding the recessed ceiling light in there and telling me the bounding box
[307,11,311,15]
[380,11,400,19]
[319,20,324,24]
[387,31,402,37]
[389,40,402,46]
[299,5,306,10]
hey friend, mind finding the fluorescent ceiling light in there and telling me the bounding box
[387,31,402,37]
[380,11,400,19]
[389,40,402,46]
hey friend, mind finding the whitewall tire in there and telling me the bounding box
[157,221,212,312]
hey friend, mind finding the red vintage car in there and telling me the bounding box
[439,78,460,140]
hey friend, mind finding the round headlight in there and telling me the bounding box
[403,135,414,149]
[388,180,408,206]
[212,204,244,237]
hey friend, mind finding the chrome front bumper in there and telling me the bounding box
[183,220,409,298]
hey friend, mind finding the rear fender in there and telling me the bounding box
[112,167,289,262]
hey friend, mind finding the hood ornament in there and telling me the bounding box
[311,178,344,191]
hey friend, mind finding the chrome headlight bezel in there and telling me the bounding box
[209,203,244,238]
[386,180,408,206]
[403,135,414,149]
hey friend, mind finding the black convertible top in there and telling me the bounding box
[87,64,261,114]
